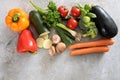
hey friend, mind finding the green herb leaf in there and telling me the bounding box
[79,20,98,38]
[43,10,61,27]
[48,1,57,11]
[77,3,83,9]
[84,4,92,12]
[81,9,87,17]
[87,12,96,18]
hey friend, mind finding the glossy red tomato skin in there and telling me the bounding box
[58,5,69,17]
[67,18,78,30]
[71,7,81,18]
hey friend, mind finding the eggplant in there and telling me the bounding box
[91,5,118,38]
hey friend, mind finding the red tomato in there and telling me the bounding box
[67,18,78,30]
[58,5,69,17]
[71,6,81,18]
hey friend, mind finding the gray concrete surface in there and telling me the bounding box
[0,0,120,80]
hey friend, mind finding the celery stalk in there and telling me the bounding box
[29,0,46,15]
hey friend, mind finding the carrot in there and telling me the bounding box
[70,46,109,56]
[69,38,114,50]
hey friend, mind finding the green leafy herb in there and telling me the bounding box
[78,3,98,38]
[81,9,87,17]
[79,20,98,38]
[42,10,61,27]
[48,1,57,11]
[84,4,92,12]
[87,12,96,18]
[77,4,83,9]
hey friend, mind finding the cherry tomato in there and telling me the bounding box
[71,6,81,18]
[67,18,78,30]
[58,5,69,17]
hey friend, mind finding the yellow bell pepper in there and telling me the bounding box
[5,8,29,32]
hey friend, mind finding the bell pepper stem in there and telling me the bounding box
[12,14,20,22]
[28,51,37,54]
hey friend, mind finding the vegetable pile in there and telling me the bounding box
[5,0,118,56]
[30,0,80,47]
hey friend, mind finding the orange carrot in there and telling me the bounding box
[70,46,109,56]
[69,38,114,50]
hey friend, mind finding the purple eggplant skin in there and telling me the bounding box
[91,5,118,38]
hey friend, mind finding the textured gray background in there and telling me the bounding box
[0,0,120,80]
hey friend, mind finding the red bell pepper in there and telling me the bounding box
[17,29,37,53]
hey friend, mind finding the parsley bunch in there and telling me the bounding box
[42,1,61,27]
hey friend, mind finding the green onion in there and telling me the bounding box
[56,23,77,37]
